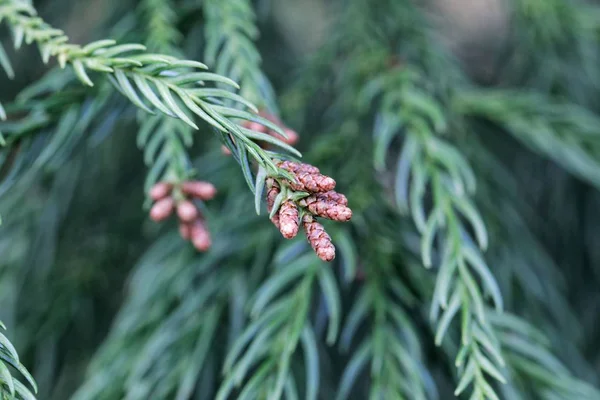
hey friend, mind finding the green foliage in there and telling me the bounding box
[0,321,37,399]
[1,0,600,399]
[203,0,277,112]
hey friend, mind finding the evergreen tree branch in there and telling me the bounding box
[491,312,600,400]
[504,0,600,103]
[0,0,299,192]
[337,251,433,400]
[217,245,341,400]
[369,66,506,399]
[454,90,600,191]
[136,0,194,199]
[0,321,37,399]
[203,0,278,113]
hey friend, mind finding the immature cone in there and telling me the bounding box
[177,200,198,222]
[278,200,299,239]
[149,182,172,200]
[221,145,232,155]
[277,160,320,175]
[286,171,336,193]
[242,120,268,133]
[190,219,211,251]
[181,181,217,200]
[149,197,174,221]
[302,214,335,262]
[319,190,348,206]
[179,222,192,240]
[266,179,281,229]
[272,128,299,145]
[298,196,352,222]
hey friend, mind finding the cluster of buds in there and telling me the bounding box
[266,160,352,262]
[222,110,299,155]
[149,180,217,252]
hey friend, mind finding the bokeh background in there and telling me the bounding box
[2,0,600,399]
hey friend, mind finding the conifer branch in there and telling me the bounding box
[218,248,341,400]
[491,312,600,400]
[370,66,506,399]
[203,0,278,113]
[0,321,37,399]
[455,90,600,191]
[337,257,433,399]
[136,0,194,198]
[506,0,600,101]
[72,235,231,400]
[0,0,299,191]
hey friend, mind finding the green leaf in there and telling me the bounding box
[72,59,94,86]
[82,39,117,53]
[169,72,239,88]
[317,266,341,345]
[475,350,506,384]
[454,358,476,396]
[336,341,371,400]
[114,70,153,113]
[340,290,370,351]
[155,82,197,128]
[421,210,441,268]
[132,75,175,116]
[0,43,14,79]
[94,43,146,57]
[462,247,502,311]
[0,333,20,363]
[175,307,221,400]
[434,289,461,345]
[14,379,36,400]
[241,128,302,158]
[300,327,319,400]
[269,190,285,219]
[254,166,267,215]
[250,260,311,317]
[0,362,14,395]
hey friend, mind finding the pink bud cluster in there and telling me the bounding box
[149,181,217,251]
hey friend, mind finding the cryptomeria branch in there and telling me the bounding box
[203,0,278,113]
[0,321,38,399]
[137,0,194,197]
[369,66,506,399]
[218,250,340,400]
[0,0,300,190]
[337,256,431,400]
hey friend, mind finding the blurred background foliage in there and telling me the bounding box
[1,0,600,399]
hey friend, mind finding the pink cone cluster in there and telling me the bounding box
[149,181,217,252]
[222,110,299,155]
[266,161,352,262]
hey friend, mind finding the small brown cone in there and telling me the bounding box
[302,214,335,262]
[266,179,281,229]
[150,197,174,221]
[286,171,336,193]
[181,181,217,200]
[177,200,198,222]
[298,196,352,222]
[319,191,348,206]
[277,160,320,175]
[190,219,211,251]
[278,200,299,239]
[149,182,172,200]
